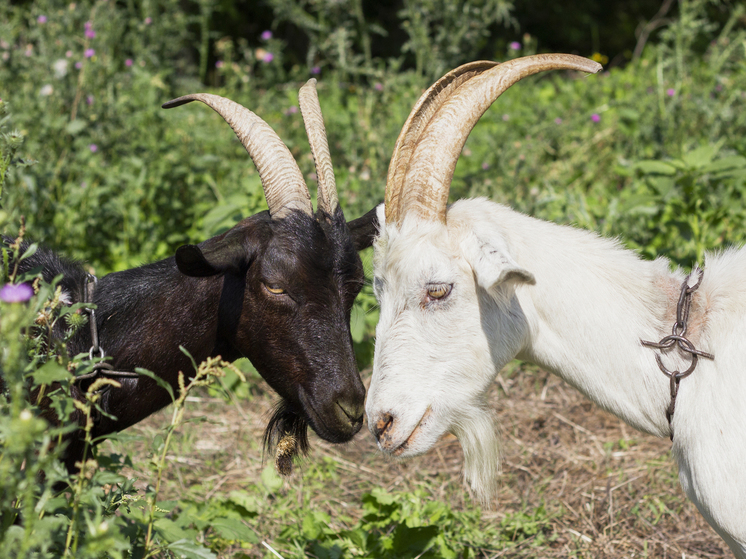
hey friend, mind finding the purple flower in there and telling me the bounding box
[481,162,490,170]
[284,106,299,116]
[0,283,33,303]
[37,15,47,24]
[84,48,95,58]
[86,95,94,105]
[261,30,272,41]
[311,66,321,75]
[85,21,92,29]
[215,60,224,68]
[144,17,152,25]
[666,88,675,97]
[374,82,383,92]
[125,58,133,67]
[591,113,601,123]
[554,117,563,124]
[75,61,83,69]
[85,29,96,39]
[263,52,274,63]
[89,144,98,152]
[509,41,521,50]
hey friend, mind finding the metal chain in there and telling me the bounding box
[74,274,139,385]
[641,268,714,440]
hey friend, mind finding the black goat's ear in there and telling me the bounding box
[175,237,249,277]
[346,204,381,251]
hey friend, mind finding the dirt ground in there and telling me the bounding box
[112,363,730,558]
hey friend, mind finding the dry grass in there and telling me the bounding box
[106,363,730,558]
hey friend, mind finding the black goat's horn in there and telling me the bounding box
[163,93,312,219]
[298,79,339,216]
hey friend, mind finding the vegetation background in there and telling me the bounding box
[1,0,745,557]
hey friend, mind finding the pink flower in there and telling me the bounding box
[85,29,96,39]
[75,61,83,69]
[86,95,94,105]
[144,17,152,24]
[263,52,274,63]
[666,88,675,97]
[85,21,92,29]
[125,58,133,67]
[555,117,563,124]
[591,113,601,123]
[261,30,272,40]
[374,82,383,91]
[215,60,224,68]
[37,15,47,24]
[284,106,299,116]
[0,283,33,303]
[481,162,490,170]
[311,66,321,75]
[509,41,521,50]
[89,144,98,152]
[66,50,73,58]
[84,48,95,58]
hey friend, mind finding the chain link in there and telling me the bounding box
[641,268,714,440]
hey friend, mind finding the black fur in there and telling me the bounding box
[2,205,379,473]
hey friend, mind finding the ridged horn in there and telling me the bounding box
[385,61,499,225]
[162,93,312,219]
[388,54,603,226]
[298,79,339,216]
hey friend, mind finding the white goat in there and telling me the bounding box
[365,54,746,557]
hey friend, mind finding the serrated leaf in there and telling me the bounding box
[167,539,217,559]
[31,360,73,385]
[211,517,259,543]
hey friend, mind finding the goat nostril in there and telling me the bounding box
[372,412,394,442]
[336,400,364,424]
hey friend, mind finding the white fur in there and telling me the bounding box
[365,199,746,557]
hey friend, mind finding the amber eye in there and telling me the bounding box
[426,283,452,300]
[264,284,286,295]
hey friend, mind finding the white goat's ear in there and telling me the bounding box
[462,234,535,290]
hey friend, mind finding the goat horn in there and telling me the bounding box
[162,93,312,219]
[390,54,603,225]
[385,61,499,225]
[298,79,339,216]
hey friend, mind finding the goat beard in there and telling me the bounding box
[263,400,310,476]
[450,403,502,506]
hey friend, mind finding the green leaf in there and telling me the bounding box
[260,464,284,493]
[633,160,677,175]
[19,243,38,261]
[156,518,198,544]
[135,368,175,401]
[65,119,87,135]
[166,539,218,559]
[211,517,259,543]
[682,144,720,169]
[31,360,73,385]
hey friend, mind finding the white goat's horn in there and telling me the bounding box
[298,79,339,216]
[385,61,499,225]
[389,54,603,225]
[162,93,312,219]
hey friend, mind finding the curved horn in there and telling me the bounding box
[298,79,339,216]
[385,61,499,225]
[162,93,312,219]
[389,54,603,226]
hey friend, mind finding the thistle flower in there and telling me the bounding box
[261,30,272,41]
[591,113,601,123]
[0,283,33,303]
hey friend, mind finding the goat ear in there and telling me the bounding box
[176,231,252,277]
[462,233,535,290]
[346,203,382,251]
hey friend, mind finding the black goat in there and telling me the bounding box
[4,80,379,473]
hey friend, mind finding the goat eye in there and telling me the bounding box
[264,284,286,295]
[426,283,452,300]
